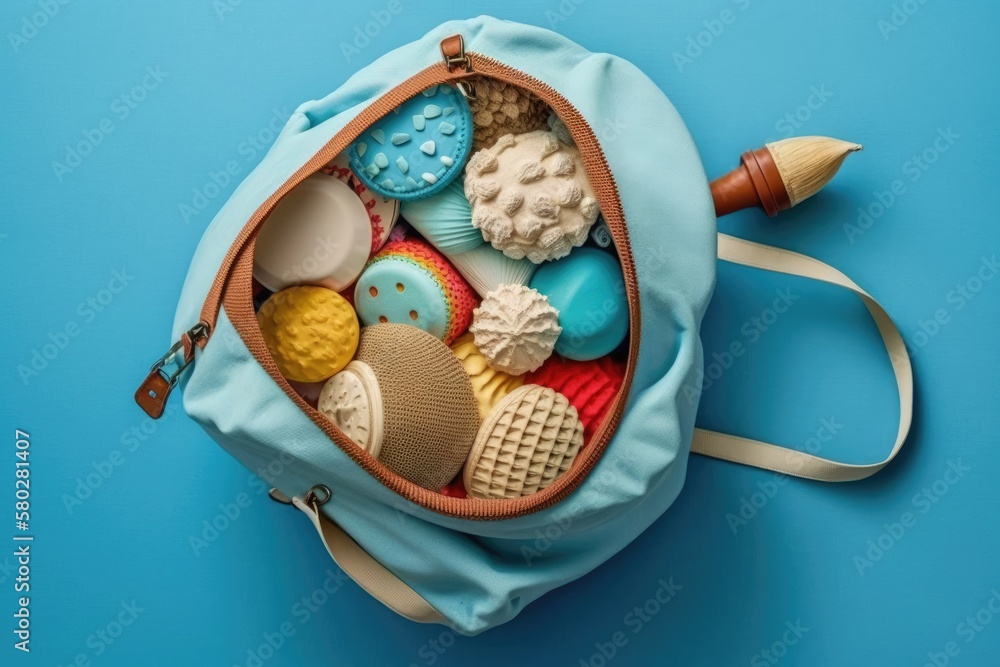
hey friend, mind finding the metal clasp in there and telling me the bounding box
[154,322,207,383]
[440,35,476,101]
[441,34,471,72]
[135,322,209,419]
[268,484,331,508]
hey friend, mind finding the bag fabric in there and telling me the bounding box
[170,16,909,635]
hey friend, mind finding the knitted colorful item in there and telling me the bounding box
[354,239,477,345]
[468,76,551,152]
[526,355,625,445]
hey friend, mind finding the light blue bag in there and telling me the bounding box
[137,16,912,635]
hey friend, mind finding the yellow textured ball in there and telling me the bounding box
[257,286,359,383]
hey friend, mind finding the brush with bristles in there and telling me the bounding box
[710,136,863,217]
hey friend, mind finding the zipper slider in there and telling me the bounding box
[440,34,476,101]
[441,34,471,72]
[135,322,209,419]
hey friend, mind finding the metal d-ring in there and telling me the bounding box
[268,484,331,507]
[455,79,477,102]
[304,484,332,507]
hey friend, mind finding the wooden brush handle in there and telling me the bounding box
[710,147,791,218]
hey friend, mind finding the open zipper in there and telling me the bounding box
[138,36,642,520]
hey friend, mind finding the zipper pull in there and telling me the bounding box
[440,34,476,101]
[441,34,470,72]
[135,322,209,419]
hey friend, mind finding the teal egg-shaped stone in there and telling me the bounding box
[530,248,628,360]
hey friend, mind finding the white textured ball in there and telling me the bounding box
[468,284,561,375]
[465,130,600,263]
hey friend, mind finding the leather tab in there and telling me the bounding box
[440,34,470,72]
[135,371,172,419]
[134,323,206,419]
[440,35,464,62]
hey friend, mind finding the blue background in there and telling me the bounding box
[2,0,998,665]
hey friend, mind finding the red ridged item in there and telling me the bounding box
[440,477,469,498]
[526,355,624,445]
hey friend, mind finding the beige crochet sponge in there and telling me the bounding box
[464,384,584,499]
[465,129,600,263]
[356,323,480,490]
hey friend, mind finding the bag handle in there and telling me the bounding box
[276,488,447,624]
[690,233,913,481]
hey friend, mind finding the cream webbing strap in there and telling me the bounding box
[690,233,914,482]
[292,496,447,624]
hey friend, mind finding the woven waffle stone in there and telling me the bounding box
[356,323,480,490]
[465,130,600,263]
[468,76,551,152]
[464,384,584,499]
[468,284,561,376]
